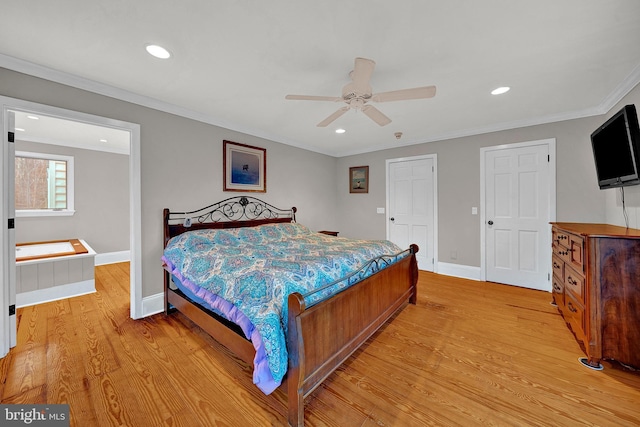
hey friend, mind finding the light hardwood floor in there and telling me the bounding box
[1,262,639,426]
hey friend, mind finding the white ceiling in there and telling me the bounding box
[2,1,640,157]
[11,110,130,155]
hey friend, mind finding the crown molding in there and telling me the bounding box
[598,62,640,113]
[0,54,335,156]
[2,53,639,158]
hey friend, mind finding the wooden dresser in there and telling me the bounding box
[551,222,640,369]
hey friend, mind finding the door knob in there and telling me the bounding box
[390,217,395,221]
[487,220,494,225]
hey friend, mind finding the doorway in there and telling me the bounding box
[0,96,142,358]
[480,139,556,291]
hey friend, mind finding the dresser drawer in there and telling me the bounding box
[552,227,560,250]
[556,233,585,271]
[564,264,585,303]
[552,276,564,308]
[568,234,585,271]
[555,230,570,248]
[564,292,586,344]
[552,254,564,280]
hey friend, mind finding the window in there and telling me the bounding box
[15,151,74,217]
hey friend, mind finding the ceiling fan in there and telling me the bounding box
[285,57,436,127]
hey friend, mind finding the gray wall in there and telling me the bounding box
[2,65,639,297]
[1,68,338,298]
[14,140,129,253]
[337,81,640,268]
[604,85,640,228]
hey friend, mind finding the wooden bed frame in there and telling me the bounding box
[163,196,419,426]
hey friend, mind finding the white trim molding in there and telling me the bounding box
[1,95,142,328]
[142,293,165,317]
[437,262,482,281]
[16,279,95,308]
[95,250,131,266]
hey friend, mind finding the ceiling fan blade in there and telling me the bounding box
[317,106,350,127]
[371,85,436,103]
[285,94,342,102]
[361,105,392,126]
[350,57,376,92]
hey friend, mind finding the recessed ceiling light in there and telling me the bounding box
[491,86,510,95]
[145,44,171,59]
[15,127,25,132]
[27,115,39,120]
[335,128,346,134]
[100,139,108,143]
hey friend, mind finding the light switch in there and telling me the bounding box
[377,207,385,214]
[472,207,478,215]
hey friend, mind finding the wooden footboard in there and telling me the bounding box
[285,244,419,427]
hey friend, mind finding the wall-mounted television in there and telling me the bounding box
[590,104,640,190]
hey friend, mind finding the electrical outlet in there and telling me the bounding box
[184,217,192,227]
[450,250,457,260]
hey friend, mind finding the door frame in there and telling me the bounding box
[480,138,556,283]
[0,96,142,357]
[386,153,438,272]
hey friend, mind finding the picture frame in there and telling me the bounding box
[349,166,369,193]
[223,140,266,192]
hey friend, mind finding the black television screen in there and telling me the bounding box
[590,104,640,190]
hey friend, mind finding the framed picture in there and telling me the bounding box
[349,166,369,193]
[223,140,266,192]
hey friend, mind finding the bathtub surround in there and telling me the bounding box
[15,239,96,307]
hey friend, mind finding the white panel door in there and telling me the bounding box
[485,143,550,290]
[388,157,435,271]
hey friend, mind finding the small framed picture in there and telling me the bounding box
[349,166,369,193]
[223,140,266,192]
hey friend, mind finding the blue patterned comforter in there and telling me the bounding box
[161,222,406,394]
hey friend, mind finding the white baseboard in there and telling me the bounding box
[142,292,165,317]
[17,279,96,308]
[95,250,130,266]
[437,262,482,281]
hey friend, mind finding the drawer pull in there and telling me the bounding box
[568,276,578,286]
[567,302,578,313]
[557,249,575,256]
[559,235,568,240]
[553,283,562,292]
[553,261,561,269]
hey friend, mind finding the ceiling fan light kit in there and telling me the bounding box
[285,57,436,128]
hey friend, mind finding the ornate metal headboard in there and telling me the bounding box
[163,196,297,246]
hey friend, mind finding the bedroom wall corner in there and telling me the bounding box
[603,81,640,229]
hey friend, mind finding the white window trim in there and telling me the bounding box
[15,150,75,217]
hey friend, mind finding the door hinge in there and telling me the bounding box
[547,155,550,162]
[548,273,551,281]
[9,305,15,316]
[8,218,14,229]
[8,131,15,143]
